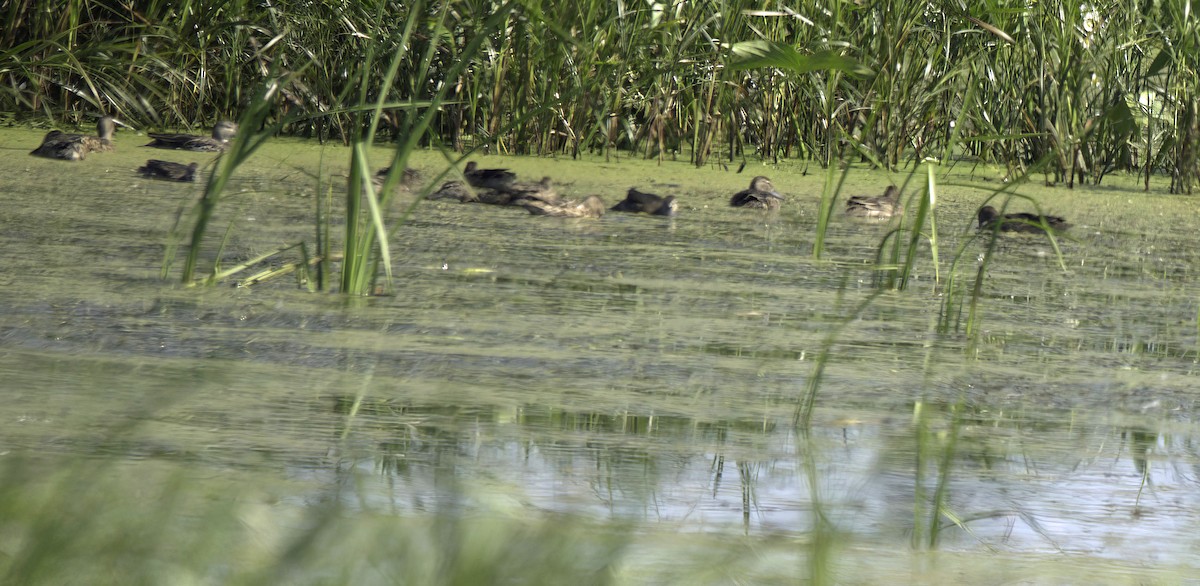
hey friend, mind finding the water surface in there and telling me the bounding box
[1,127,1198,582]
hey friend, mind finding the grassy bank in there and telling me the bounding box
[2,0,1198,191]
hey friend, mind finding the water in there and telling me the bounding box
[2,127,1199,582]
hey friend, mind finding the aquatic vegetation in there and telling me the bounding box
[5,134,1200,581]
[8,0,1200,581]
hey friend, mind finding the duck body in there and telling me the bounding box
[146,120,237,151]
[371,166,422,194]
[730,176,784,209]
[523,195,606,218]
[503,177,560,206]
[977,206,1069,233]
[463,161,517,190]
[31,131,88,161]
[454,184,514,205]
[846,185,902,219]
[427,176,560,208]
[374,166,421,185]
[30,116,116,161]
[611,188,678,216]
[427,181,479,202]
[138,159,199,182]
[84,116,117,154]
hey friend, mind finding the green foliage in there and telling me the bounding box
[1,0,1197,186]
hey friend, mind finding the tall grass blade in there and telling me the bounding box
[177,77,284,283]
[794,286,884,429]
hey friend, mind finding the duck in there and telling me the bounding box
[502,176,561,205]
[977,205,1069,233]
[610,188,678,216]
[463,161,517,190]
[428,180,513,204]
[427,176,556,207]
[427,180,475,202]
[523,195,606,218]
[374,166,421,185]
[30,116,117,161]
[730,176,784,209]
[370,166,422,194]
[31,131,88,161]
[846,185,902,219]
[145,120,238,151]
[138,160,199,182]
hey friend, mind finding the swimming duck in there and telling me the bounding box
[138,159,198,182]
[374,166,421,185]
[502,176,561,205]
[31,131,88,161]
[145,120,238,151]
[428,180,513,204]
[730,176,784,209]
[463,161,517,190]
[610,188,678,216]
[30,116,117,161]
[977,206,1069,233]
[523,195,606,218]
[371,166,422,193]
[846,185,903,219]
[427,180,475,202]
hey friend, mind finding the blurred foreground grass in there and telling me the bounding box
[2,448,1195,585]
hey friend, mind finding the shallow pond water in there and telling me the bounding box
[1,126,1199,583]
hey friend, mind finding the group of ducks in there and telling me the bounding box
[418,165,1068,233]
[413,168,790,219]
[408,163,665,219]
[415,166,792,218]
[31,116,1068,232]
[30,116,238,182]
[843,184,1069,232]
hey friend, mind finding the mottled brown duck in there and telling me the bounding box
[503,177,561,205]
[610,188,678,216]
[463,161,518,190]
[427,181,475,202]
[138,160,199,182]
[145,120,238,151]
[30,116,117,161]
[523,195,606,218]
[845,185,903,219]
[977,206,1069,233]
[370,166,422,194]
[729,176,784,210]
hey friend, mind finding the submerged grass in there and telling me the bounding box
[0,451,635,586]
[3,139,1200,581]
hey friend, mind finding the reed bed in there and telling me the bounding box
[2,0,1198,190]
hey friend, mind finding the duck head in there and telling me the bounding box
[212,120,238,142]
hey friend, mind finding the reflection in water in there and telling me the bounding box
[293,396,1200,564]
